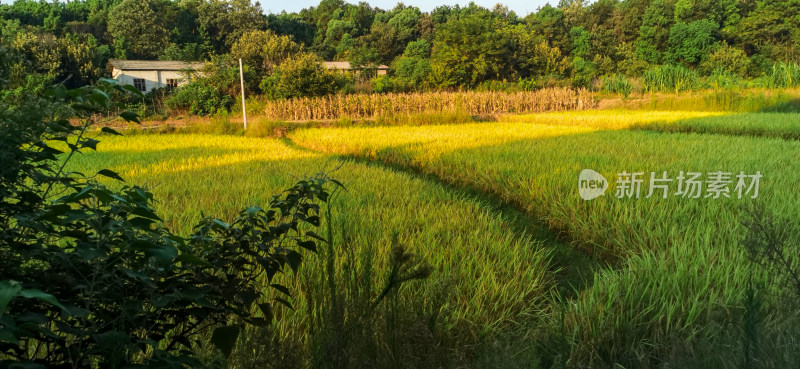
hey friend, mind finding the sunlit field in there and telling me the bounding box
[289,110,800,364]
[502,110,800,139]
[67,134,556,355]
[70,110,800,367]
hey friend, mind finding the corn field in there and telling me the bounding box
[262,88,597,120]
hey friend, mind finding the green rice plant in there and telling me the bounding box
[289,114,800,365]
[66,134,557,364]
[642,64,699,93]
[502,110,800,139]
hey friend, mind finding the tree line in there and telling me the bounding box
[1,0,799,100]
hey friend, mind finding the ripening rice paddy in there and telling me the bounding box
[502,110,800,139]
[288,110,800,363]
[71,110,800,367]
[67,134,555,341]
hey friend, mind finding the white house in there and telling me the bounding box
[109,59,205,93]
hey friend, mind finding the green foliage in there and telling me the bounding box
[429,8,513,87]
[166,78,234,116]
[371,75,394,93]
[260,53,344,100]
[642,64,699,92]
[231,30,304,75]
[195,0,265,55]
[699,43,751,77]
[666,19,718,66]
[107,0,170,59]
[766,62,800,88]
[390,40,433,91]
[705,68,740,89]
[4,0,800,96]
[0,80,338,367]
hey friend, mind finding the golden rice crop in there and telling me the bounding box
[288,111,800,364]
[262,88,597,120]
[67,134,555,339]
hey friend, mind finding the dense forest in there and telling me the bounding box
[1,0,799,103]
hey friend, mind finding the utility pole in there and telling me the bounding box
[239,58,247,130]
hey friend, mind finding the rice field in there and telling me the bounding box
[288,111,800,364]
[501,110,800,139]
[71,109,800,367]
[67,134,557,340]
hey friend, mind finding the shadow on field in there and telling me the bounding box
[759,97,800,113]
[340,155,605,299]
[630,112,800,140]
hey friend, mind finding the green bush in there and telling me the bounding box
[371,75,394,93]
[0,80,337,368]
[699,43,751,77]
[260,53,345,100]
[166,79,234,116]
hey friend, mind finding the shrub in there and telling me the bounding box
[0,80,337,368]
[371,75,394,93]
[260,53,345,100]
[166,79,234,116]
[699,43,751,77]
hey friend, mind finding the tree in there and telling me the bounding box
[107,0,169,59]
[231,29,303,75]
[735,0,800,62]
[430,8,513,87]
[391,39,432,90]
[196,0,265,55]
[267,12,315,46]
[635,0,674,65]
[667,19,719,66]
[525,4,568,51]
[699,43,751,76]
[260,52,343,99]
[359,4,422,64]
[569,26,597,86]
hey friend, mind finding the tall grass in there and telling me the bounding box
[766,62,800,88]
[643,64,699,93]
[261,88,597,121]
[601,74,633,98]
[608,88,800,112]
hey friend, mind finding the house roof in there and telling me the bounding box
[322,61,389,70]
[109,59,206,71]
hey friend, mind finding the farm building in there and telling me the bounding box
[322,61,389,76]
[109,59,205,93]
